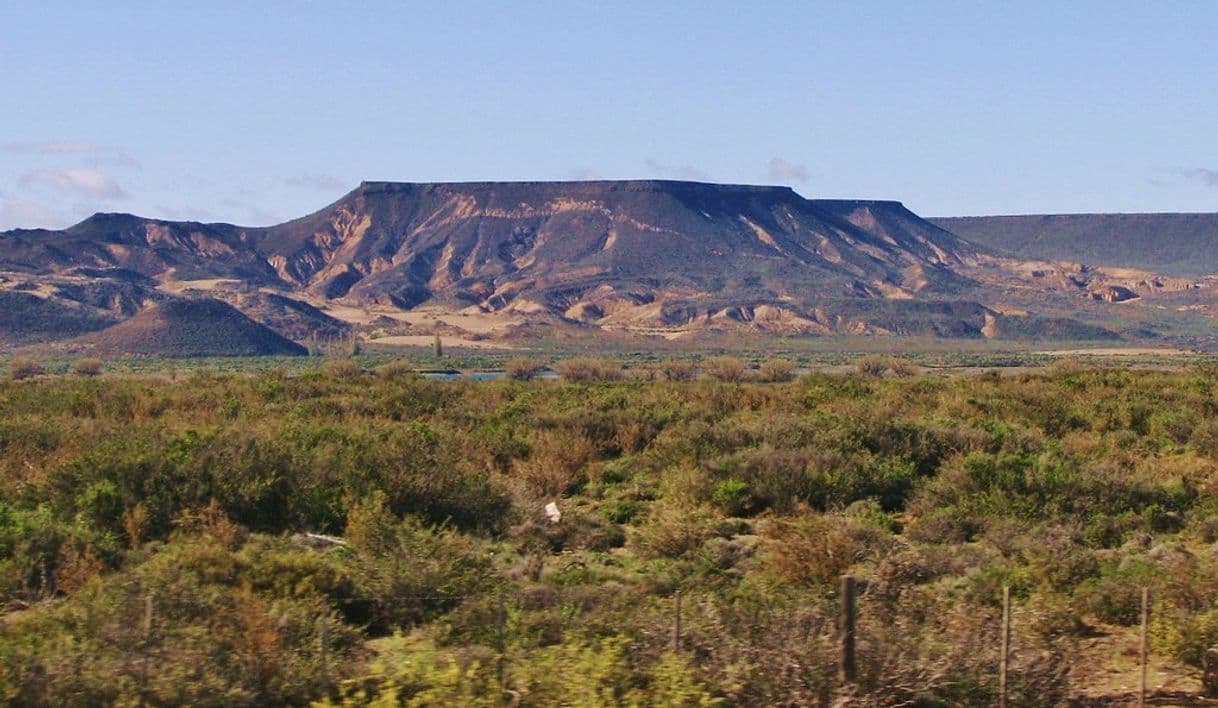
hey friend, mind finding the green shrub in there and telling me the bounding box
[1075,557,1161,625]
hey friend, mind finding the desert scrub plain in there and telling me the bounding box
[2,359,1218,704]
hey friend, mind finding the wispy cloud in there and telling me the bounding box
[19,169,128,200]
[85,152,142,170]
[3,141,141,170]
[644,159,711,181]
[221,197,281,226]
[156,205,215,222]
[3,140,104,155]
[285,173,347,191]
[767,157,809,183]
[568,168,603,180]
[0,196,66,230]
[1175,167,1218,188]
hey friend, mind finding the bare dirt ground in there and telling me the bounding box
[1068,623,1214,706]
[307,300,524,334]
[365,335,519,350]
[1035,347,1197,357]
[156,278,242,294]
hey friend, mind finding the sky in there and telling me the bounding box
[1,1,1216,230]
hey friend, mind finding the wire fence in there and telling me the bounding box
[68,575,1192,705]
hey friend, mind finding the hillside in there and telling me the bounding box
[55,298,308,357]
[257,181,977,310]
[932,213,1218,276]
[5,180,1218,346]
[0,290,118,345]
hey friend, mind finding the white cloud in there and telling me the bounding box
[285,173,347,191]
[644,159,711,181]
[19,169,128,200]
[767,157,810,183]
[568,168,603,180]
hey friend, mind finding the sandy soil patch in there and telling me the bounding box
[307,301,522,334]
[157,278,242,294]
[1034,347,1195,356]
[367,335,519,350]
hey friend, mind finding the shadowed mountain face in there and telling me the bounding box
[931,213,1218,277]
[6,180,1217,350]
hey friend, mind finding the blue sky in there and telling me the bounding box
[1,1,1216,230]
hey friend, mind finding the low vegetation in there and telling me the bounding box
[505,358,547,381]
[703,356,748,382]
[554,357,623,382]
[1,362,1217,703]
[6,357,44,380]
[69,357,104,377]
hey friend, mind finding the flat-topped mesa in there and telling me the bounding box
[0,177,1146,347]
[810,198,909,210]
[354,179,800,199]
[349,181,920,221]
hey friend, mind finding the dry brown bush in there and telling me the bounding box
[375,360,416,378]
[515,429,597,495]
[506,358,546,381]
[53,540,103,594]
[704,356,748,382]
[70,358,104,376]
[555,357,622,382]
[321,358,363,378]
[856,355,890,377]
[758,358,796,383]
[7,357,44,380]
[659,358,696,382]
[633,501,718,559]
[756,513,882,585]
[887,357,919,377]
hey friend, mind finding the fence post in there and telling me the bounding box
[140,593,153,707]
[1000,585,1011,708]
[319,614,329,687]
[673,590,683,652]
[1139,587,1150,707]
[1204,647,1218,697]
[497,592,507,688]
[840,575,856,684]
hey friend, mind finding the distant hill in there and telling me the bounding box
[0,290,118,345]
[931,213,1218,276]
[58,299,307,357]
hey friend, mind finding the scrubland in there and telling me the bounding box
[2,360,1218,704]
